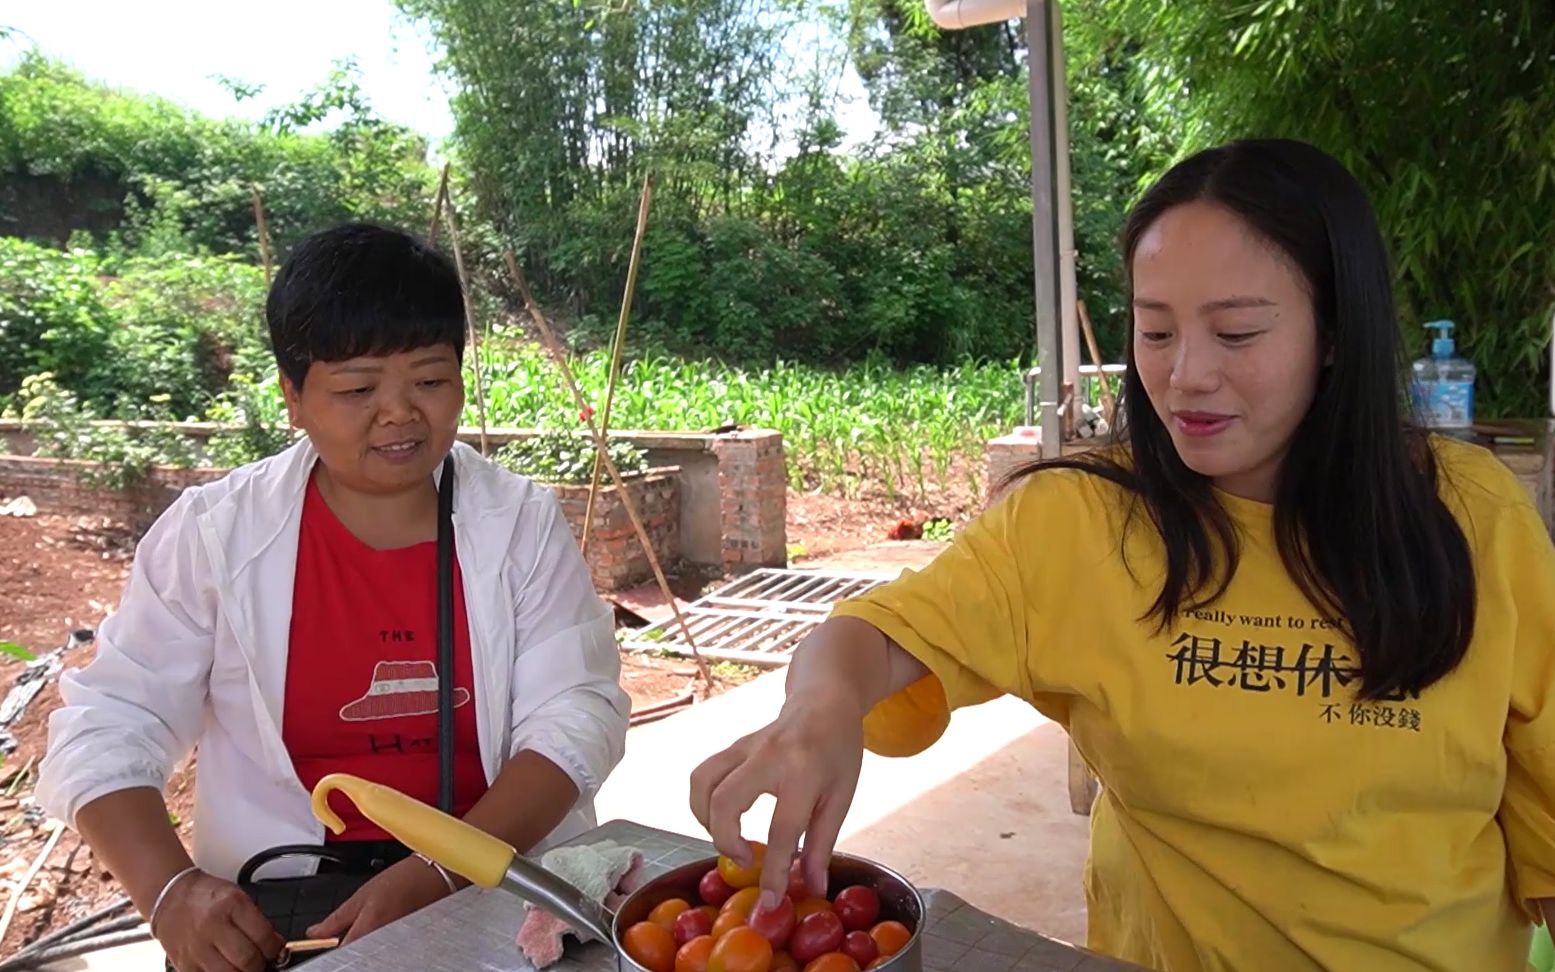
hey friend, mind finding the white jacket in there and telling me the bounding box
[36,440,630,880]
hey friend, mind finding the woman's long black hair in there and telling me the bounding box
[1017,138,1475,700]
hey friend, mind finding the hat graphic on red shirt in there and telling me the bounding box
[339,660,471,722]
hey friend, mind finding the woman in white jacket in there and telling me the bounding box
[36,224,631,972]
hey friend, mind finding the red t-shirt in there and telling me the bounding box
[283,477,488,841]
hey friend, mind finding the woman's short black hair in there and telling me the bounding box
[266,223,465,388]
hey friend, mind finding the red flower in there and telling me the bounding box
[579,404,596,423]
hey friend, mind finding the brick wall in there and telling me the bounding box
[984,429,1104,502]
[0,455,226,531]
[713,430,787,571]
[548,470,681,592]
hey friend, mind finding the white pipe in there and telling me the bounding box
[924,0,1023,30]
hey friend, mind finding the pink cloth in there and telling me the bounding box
[515,841,646,968]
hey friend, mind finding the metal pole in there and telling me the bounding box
[1026,0,1065,459]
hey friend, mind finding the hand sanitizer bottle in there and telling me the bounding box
[1410,320,1475,430]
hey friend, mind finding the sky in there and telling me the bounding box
[3,0,878,153]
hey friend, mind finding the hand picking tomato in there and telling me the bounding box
[717,843,767,890]
[831,886,880,932]
[748,895,796,949]
[708,925,774,972]
[788,910,845,964]
[623,920,678,972]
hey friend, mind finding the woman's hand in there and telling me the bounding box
[689,685,868,909]
[307,856,458,945]
[155,871,284,972]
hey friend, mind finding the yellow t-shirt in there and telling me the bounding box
[833,438,1555,972]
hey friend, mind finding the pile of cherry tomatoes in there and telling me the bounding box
[619,843,914,972]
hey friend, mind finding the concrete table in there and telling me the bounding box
[302,819,1142,972]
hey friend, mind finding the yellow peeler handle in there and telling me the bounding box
[310,773,516,889]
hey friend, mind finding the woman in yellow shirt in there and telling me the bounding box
[689,138,1555,971]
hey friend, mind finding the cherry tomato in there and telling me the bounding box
[675,935,715,972]
[748,896,796,949]
[712,909,749,941]
[708,926,774,972]
[788,910,845,964]
[700,868,737,907]
[623,920,678,972]
[869,920,911,958]
[721,887,762,918]
[801,955,860,972]
[717,843,767,890]
[787,857,814,901]
[794,897,833,920]
[831,886,880,932]
[770,952,800,972]
[674,906,716,946]
[652,898,693,930]
[840,930,878,967]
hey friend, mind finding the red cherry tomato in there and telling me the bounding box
[840,930,879,967]
[674,906,716,947]
[788,857,814,901]
[748,896,797,949]
[788,910,845,964]
[699,867,736,907]
[831,886,880,932]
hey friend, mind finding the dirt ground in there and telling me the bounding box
[0,473,977,958]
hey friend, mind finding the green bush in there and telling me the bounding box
[0,238,113,407]
[494,431,649,486]
[15,373,199,489]
[103,254,269,418]
[0,54,436,260]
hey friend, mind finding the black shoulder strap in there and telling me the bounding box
[436,453,456,814]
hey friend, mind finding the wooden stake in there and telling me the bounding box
[583,174,654,554]
[504,251,713,688]
[1077,300,1115,424]
[440,182,491,457]
[250,185,274,286]
[0,822,63,945]
[428,163,450,246]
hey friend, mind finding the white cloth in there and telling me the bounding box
[35,439,631,881]
[515,840,646,967]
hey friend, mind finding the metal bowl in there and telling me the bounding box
[609,852,925,971]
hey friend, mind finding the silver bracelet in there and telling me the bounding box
[147,865,200,934]
[415,853,459,894]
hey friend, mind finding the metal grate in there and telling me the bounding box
[622,568,888,667]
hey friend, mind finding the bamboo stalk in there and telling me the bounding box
[583,174,654,554]
[440,180,491,457]
[503,251,712,688]
[250,185,274,286]
[1077,300,1115,423]
[428,163,450,246]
